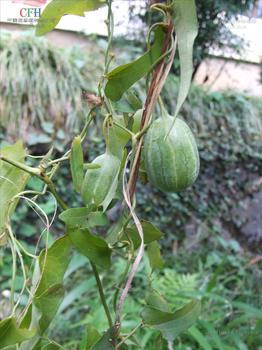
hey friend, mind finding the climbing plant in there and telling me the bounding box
[0,1,203,349]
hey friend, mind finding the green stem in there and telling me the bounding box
[0,155,40,177]
[0,156,68,211]
[90,261,113,328]
[45,179,68,211]
[113,255,132,312]
[113,120,135,138]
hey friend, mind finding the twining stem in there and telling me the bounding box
[128,19,175,199]
[90,261,113,328]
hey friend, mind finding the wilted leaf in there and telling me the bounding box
[0,317,35,348]
[36,0,106,36]
[142,299,201,341]
[105,27,165,101]
[172,0,198,118]
[68,228,111,269]
[70,136,84,193]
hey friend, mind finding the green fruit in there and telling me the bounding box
[81,152,120,207]
[143,115,199,192]
[132,109,143,133]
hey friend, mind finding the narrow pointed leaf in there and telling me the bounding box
[105,27,166,101]
[36,0,106,36]
[188,326,212,350]
[172,0,198,118]
[70,136,84,193]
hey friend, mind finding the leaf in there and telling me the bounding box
[0,141,29,245]
[36,0,106,36]
[85,324,101,349]
[42,343,63,350]
[142,299,201,341]
[172,0,198,118]
[91,329,114,350]
[59,208,108,229]
[200,320,225,350]
[188,325,212,350]
[105,27,166,101]
[68,228,111,269]
[147,241,164,270]
[70,136,84,193]
[122,220,164,249]
[232,301,262,318]
[59,207,92,227]
[0,317,35,349]
[20,235,72,349]
[146,292,171,313]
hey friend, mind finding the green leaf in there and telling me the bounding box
[0,317,35,348]
[142,299,201,341]
[188,325,212,350]
[0,141,29,245]
[85,324,101,349]
[122,220,164,249]
[36,0,106,36]
[232,301,262,318]
[105,26,166,101]
[91,329,114,350]
[199,320,225,350]
[20,235,72,349]
[172,0,198,118]
[59,207,91,227]
[70,136,84,193]
[42,343,63,350]
[147,241,164,270]
[59,208,108,229]
[146,292,171,313]
[68,228,111,269]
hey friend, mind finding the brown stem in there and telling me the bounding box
[127,20,175,199]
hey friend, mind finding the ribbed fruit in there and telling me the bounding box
[81,152,120,207]
[143,115,199,192]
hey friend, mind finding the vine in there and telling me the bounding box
[0,1,200,349]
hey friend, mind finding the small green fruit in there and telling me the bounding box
[132,109,143,133]
[143,115,199,192]
[81,152,120,207]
